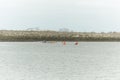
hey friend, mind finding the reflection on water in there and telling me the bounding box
[0,42,120,80]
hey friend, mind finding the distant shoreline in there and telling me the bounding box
[0,30,120,42]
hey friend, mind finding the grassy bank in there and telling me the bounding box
[0,30,120,41]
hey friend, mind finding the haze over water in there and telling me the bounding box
[0,42,120,80]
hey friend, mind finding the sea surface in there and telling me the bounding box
[0,42,120,80]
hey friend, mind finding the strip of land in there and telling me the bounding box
[0,30,120,41]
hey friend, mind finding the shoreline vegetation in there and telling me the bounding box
[0,30,120,42]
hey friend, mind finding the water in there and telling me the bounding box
[0,42,120,80]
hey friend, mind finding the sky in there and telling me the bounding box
[0,0,120,32]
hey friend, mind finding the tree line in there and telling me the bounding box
[0,30,120,41]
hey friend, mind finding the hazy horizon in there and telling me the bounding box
[0,0,120,32]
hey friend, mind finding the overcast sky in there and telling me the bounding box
[0,0,120,32]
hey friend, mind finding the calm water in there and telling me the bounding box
[0,42,120,80]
